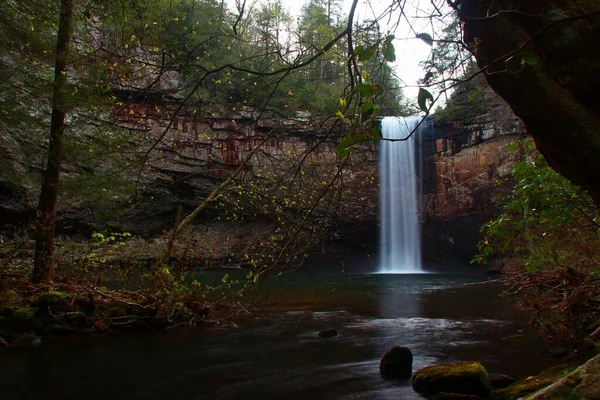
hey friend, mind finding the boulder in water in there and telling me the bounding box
[380,346,413,379]
[318,329,337,338]
[411,361,492,398]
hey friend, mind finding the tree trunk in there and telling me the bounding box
[32,0,74,284]
[453,0,600,205]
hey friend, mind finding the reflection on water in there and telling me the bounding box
[0,270,558,400]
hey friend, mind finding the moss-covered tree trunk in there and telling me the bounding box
[452,0,600,205]
[32,0,74,283]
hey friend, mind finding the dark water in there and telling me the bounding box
[0,271,558,399]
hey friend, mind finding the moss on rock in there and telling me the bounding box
[522,354,600,400]
[490,377,556,400]
[411,361,492,398]
[36,291,71,305]
[490,363,577,400]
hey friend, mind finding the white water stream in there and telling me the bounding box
[378,116,422,273]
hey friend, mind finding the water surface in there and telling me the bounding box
[1,271,558,399]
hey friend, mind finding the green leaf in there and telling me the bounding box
[360,101,376,120]
[521,56,538,66]
[357,83,382,98]
[355,43,378,62]
[382,35,396,62]
[423,71,434,84]
[335,134,372,159]
[417,88,434,112]
[373,124,382,139]
[416,33,434,46]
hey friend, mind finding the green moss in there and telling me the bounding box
[108,303,132,317]
[36,291,71,306]
[0,289,20,308]
[0,305,38,332]
[10,305,36,323]
[491,364,576,400]
[412,362,492,397]
[491,378,555,400]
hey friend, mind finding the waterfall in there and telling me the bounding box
[378,116,422,273]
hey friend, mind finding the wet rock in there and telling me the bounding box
[93,319,109,332]
[575,373,600,399]
[411,361,492,398]
[318,329,337,338]
[488,373,516,389]
[490,378,555,400]
[524,354,600,400]
[380,346,413,379]
[490,363,577,400]
[0,337,8,347]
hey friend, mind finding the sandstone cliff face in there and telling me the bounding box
[0,82,521,265]
[420,85,523,262]
[0,103,378,244]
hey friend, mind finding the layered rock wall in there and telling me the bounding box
[420,86,524,262]
[1,83,523,265]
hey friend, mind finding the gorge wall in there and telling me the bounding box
[0,81,523,266]
[420,83,523,262]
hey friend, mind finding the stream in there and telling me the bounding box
[0,269,559,399]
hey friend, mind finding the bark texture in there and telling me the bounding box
[454,0,600,205]
[32,0,74,283]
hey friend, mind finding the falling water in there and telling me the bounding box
[378,116,422,273]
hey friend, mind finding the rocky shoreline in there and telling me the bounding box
[378,344,599,399]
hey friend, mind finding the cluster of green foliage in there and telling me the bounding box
[475,141,600,350]
[0,0,142,226]
[0,0,405,326]
[96,0,406,117]
[0,0,406,229]
[431,62,488,123]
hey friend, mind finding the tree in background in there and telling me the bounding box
[419,16,470,103]
[0,0,405,326]
[32,0,74,283]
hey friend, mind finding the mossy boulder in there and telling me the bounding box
[490,377,555,400]
[36,291,72,315]
[523,354,600,400]
[380,346,413,379]
[0,305,38,331]
[411,361,492,398]
[490,363,575,400]
[36,291,71,305]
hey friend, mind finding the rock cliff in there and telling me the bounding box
[420,82,524,262]
[0,81,523,265]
